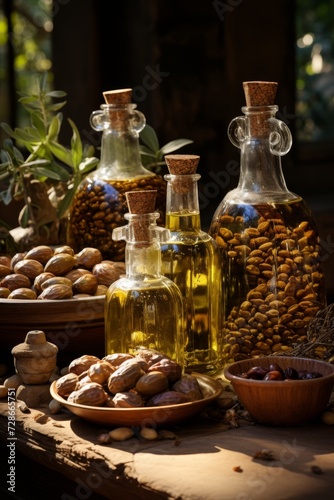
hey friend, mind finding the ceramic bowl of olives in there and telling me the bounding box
[224,356,334,426]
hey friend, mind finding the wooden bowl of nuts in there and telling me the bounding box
[224,356,334,426]
[0,245,125,369]
[50,350,223,427]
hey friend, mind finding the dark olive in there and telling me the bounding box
[263,370,284,381]
[246,366,270,380]
[269,362,284,376]
[283,367,299,380]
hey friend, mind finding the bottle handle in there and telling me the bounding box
[227,116,247,149]
[228,116,292,156]
[90,110,105,131]
[268,118,292,156]
[129,109,146,133]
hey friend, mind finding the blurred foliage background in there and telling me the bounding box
[296,0,334,142]
[0,0,333,141]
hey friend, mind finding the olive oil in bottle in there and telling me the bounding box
[161,155,222,374]
[105,190,185,366]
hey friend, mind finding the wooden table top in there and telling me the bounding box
[1,391,334,500]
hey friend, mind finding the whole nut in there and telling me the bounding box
[40,276,73,291]
[135,371,169,397]
[0,287,10,298]
[55,372,79,397]
[44,253,76,275]
[75,247,103,269]
[172,374,203,401]
[108,427,134,441]
[67,382,108,406]
[107,359,145,394]
[92,261,125,286]
[88,360,114,384]
[146,391,189,407]
[8,288,37,300]
[38,284,73,300]
[73,274,98,295]
[14,259,44,280]
[69,354,101,375]
[112,391,144,408]
[0,264,12,278]
[33,272,56,295]
[25,245,54,264]
[65,268,92,283]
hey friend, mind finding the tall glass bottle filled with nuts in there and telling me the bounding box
[105,190,185,367]
[209,81,326,364]
[160,155,222,374]
[67,89,166,262]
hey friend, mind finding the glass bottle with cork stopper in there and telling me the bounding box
[105,190,184,366]
[67,88,166,261]
[209,81,326,365]
[160,154,222,374]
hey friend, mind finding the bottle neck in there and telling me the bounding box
[112,212,170,278]
[228,105,296,203]
[164,174,201,231]
[91,104,153,180]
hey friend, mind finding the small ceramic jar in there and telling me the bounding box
[11,330,58,384]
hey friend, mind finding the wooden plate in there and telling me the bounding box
[50,372,223,427]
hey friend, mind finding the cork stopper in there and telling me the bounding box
[243,81,278,107]
[125,190,157,242]
[102,88,132,129]
[165,154,200,175]
[165,154,199,194]
[126,190,157,214]
[243,81,278,137]
[103,88,132,105]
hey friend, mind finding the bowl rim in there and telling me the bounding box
[224,356,334,387]
[0,295,105,304]
[50,371,223,413]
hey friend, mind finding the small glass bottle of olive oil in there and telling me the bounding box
[105,190,185,367]
[160,155,222,374]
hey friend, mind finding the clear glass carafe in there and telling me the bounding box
[209,81,326,364]
[105,190,184,366]
[160,155,222,374]
[67,89,166,261]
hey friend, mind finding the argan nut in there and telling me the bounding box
[8,288,37,300]
[108,427,134,442]
[14,259,44,279]
[44,253,76,275]
[140,427,158,440]
[25,245,54,264]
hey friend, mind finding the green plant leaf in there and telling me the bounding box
[68,118,83,168]
[139,145,157,158]
[31,112,47,138]
[33,166,66,181]
[78,156,99,174]
[47,115,62,142]
[46,90,67,98]
[1,122,15,137]
[46,102,67,113]
[159,138,194,156]
[0,181,14,205]
[139,124,160,152]
[48,141,74,168]
[19,205,29,228]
